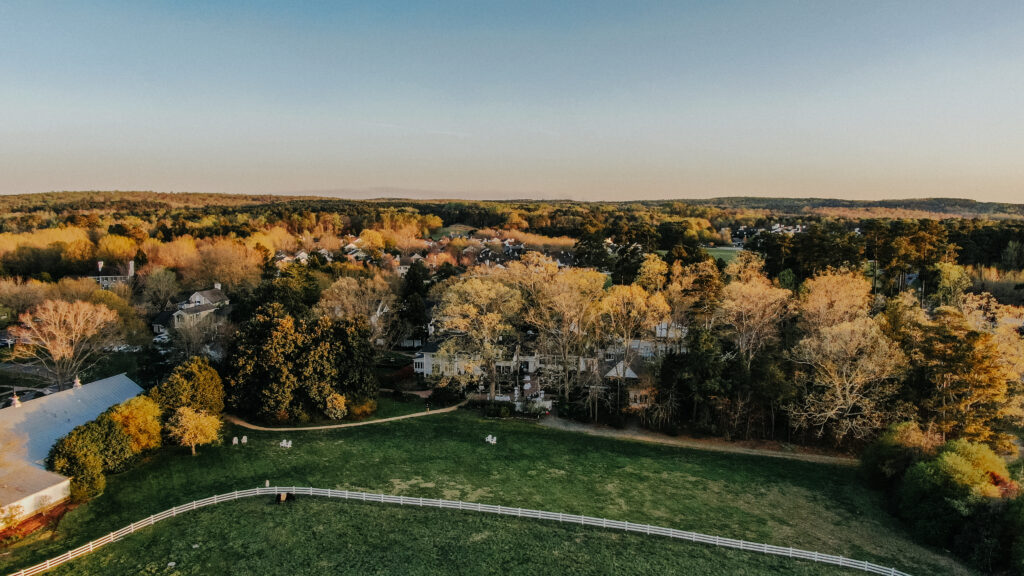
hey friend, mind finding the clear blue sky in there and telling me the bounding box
[2,1,1023,201]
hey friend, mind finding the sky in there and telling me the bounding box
[1,1,1023,202]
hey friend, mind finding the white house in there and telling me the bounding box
[173,285,229,328]
[186,285,229,308]
[0,374,143,525]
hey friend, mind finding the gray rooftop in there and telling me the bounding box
[0,462,68,506]
[194,288,229,304]
[0,373,143,467]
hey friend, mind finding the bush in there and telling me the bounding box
[45,405,145,501]
[428,385,463,408]
[68,450,105,502]
[861,421,941,488]
[1,504,24,531]
[522,401,550,418]
[554,397,590,423]
[108,396,162,453]
[898,440,1017,546]
[953,500,1013,573]
[1009,498,1024,575]
[467,399,516,418]
[348,399,378,419]
[47,429,106,501]
[150,355,225,415]
[89,415,136,473]
[324,393,348,420]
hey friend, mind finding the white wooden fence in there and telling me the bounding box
[6,486,912,576]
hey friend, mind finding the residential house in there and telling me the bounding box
[173,284,229,328]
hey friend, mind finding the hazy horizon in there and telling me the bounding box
[3,2,1023,202]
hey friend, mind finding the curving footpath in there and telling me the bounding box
[7,486,911,576]
[228,402,855,466]
[224,399,468,431]
[539,417,858,466]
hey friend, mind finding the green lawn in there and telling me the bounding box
[371,395,427,419]
[706,246,742,263]
[45,499,862,576]
[1,411,970,575]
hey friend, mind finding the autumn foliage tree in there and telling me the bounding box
[509,259,606,400]
[167,407,222,456]
[11,299,121,388]
[108,396,163,452]
[716,254,791,371]
[435,276,524,399]
[796,269,872,333]
[787,270,908,445]
[788,317,907,445]
[315,273,398,350]
[916,307,1020,450]
[141,266,181,311]
[600,284,670,373]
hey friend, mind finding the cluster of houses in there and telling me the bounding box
[731,223,808,244]
[271,247,334,268]
[261,229,584,279]
[413,320,687,411]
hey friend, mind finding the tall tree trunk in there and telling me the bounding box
[489,364,497,401]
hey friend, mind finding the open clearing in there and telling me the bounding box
[706,246,742,262]
[1,411,971,575]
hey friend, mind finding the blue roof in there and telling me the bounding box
[0,374,143,467]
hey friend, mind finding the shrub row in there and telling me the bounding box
[47,356,226,502]
[863,422,1023,574]
[47,396,162,501]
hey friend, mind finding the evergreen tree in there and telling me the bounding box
[226,303,304,422]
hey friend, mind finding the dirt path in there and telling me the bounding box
[226,400,855,466]
[538,416,858,466]
[224,399,468,431]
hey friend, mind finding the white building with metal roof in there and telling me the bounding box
[0,374,143,525]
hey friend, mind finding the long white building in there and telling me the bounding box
[0,374,142,526]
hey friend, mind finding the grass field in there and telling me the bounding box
[369,395,427,419]
[706,246,742,263]
[1,411,970,575]
[45,499,865,576]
